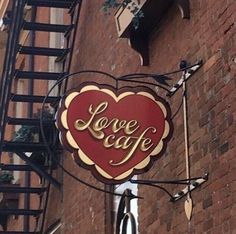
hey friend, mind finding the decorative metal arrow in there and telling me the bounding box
[130,60,208,221]
[181,61,192,220]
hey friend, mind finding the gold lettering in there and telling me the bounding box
[122,137,133,149]
[112,119,127,133]
[141,138,153,151]
[75,102,108,131]
[74,101,158,166]
[110,127,157,166]
[124,120,139,135]
[104,135,115,148]
[92,117,108,139]
[114,136,127,149]
[74,102,108,139]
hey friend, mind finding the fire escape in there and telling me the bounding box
[0,0,81,233]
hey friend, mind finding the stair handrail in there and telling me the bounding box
[0,0,26,158]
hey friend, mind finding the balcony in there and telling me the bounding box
[115,0,190,65]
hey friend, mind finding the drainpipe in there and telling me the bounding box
[24,5,36,232]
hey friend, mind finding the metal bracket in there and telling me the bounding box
[167,60,203,97]
[130,173,208,202]
[16,152,61,190]
[129,31,149,66]
[170,173,208,202]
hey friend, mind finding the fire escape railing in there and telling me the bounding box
[0,0,82,233]
[0,0,25,153]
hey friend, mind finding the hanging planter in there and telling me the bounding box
[12,107,56,167]
[13,107,55,143]
[0,172,14,185]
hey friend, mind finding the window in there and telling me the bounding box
[113,177,139,234]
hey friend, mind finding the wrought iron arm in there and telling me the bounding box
[130,173,208,202]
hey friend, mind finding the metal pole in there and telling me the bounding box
[182,70,193,220]
[24,5,37,232]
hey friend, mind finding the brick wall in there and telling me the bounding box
[46,0,236,233]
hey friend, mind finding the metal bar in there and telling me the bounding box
[171,177,208,202]
[0,209,42,216]
[19,46,70,57]
[167,60,203,97]
[130,175,207,185]
[0,232,40,234]
[16,152,61,190]
[26,0,73,9]
[15,70,66,80]
[39,182,51,233]
[2,141,47,152]
[7,117,54,126]
[63,1,82,93]
[0,186,46,194]
[23,22,73,33]
[182,70,191,195]
[44,219,62,234]
[0,163,48,172]
[25,6,36,230]
[0,0,26,157]
[130,180,174,199]
[131,179,187,185]
[0,1,17,128]
[11,94,59,103]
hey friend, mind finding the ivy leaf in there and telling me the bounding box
[102,0,120,13]
[132,10,144,30]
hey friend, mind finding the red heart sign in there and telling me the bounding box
[57,84,173,184]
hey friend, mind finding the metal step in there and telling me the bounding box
[15,70,66,81]
[0,209,43,216]
[26,0,73,9]
[7,117,54,126]
[23,21,73,34]
[0,232,40,234]
[19,46,70,57]
[2,141,47,152]
[0,186,46,194]
[0,163,48,172]
[11,94,59,103]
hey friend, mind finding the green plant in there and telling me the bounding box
[102,0,144,29]
[0,172,14,183]
[13,107,54,142]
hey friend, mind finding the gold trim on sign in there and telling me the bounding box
[95,165,113,179]
[66,132,79,149]
[60,85,171,182]
[135,156,150,169]
[61,110,69,129]
[65,92,79,108]
[80,150,95,165]
[157,101,167,117]
[114,169,133,180]
[163,121,170,138]
[137,92,155,101]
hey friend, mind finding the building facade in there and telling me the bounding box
[0,0,235,233]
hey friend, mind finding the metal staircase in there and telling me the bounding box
[0,0,81,233]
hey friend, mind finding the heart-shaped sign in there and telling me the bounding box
[56,83,173,184]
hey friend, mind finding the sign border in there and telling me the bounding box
[56,82,173,184]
